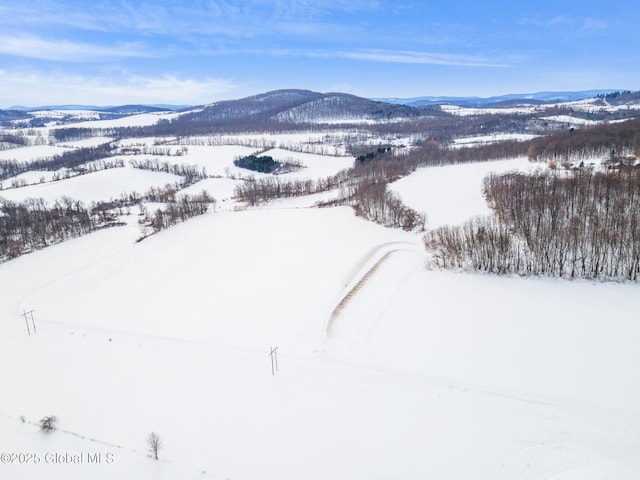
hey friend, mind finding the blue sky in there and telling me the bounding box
[0,0,638,106]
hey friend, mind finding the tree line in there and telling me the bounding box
[0,183,217,260]
[233,148,427,231]
[424,167,640,281]
[0,197,123,261]
[233,170,350,205]
[526,118,640,164]
[348,177,426,230]
[137,191,214,239]
[1,156,206,190]
[0,144,116,182]
[128,158,208,186]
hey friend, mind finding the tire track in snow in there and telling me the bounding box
[324,241,424,340]
[327,250,394,337]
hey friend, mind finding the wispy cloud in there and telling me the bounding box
[197,46,510,68]
[0,1,634,101]
[241,47,505,68]
[579,17,609,33]
[189,48,510,68]
[0,1,113,32]
[0,35,155,62]
[521,15,609,35]
[335,49,509,67]
[0,0,376,37]
[0,69,238,106]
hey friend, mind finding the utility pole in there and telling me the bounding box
[22,309,36,335]
[270,346,279,376]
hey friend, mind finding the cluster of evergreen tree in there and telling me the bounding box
[355,146,392,163]
[425,167,640,281]
[233,155,280,173]
[50,128,100,143]
[233,154,304,175]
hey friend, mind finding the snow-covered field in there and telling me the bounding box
[440,104,540,116]
[389,157,542,228]
[0,167,181,205]
[440,97,640,122]
[49,110,189,129]
[1,141,639,480]
[0,145,70,163]
[0,134,355,207]
[451,133,539,149]
[540,115,599,127]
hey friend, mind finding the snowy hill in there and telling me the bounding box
[1,155,639,479]
[182,89,421,125]
[0,91,639,479]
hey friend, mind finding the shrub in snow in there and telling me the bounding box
[39,415,57,432]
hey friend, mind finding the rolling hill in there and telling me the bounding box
[0,87,639,480]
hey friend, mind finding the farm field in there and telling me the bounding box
[1,128,638,479]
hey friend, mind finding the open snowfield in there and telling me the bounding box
[179,132,353,156]
[159,143,354,180]
[1,154,639,479]
[0,135,355,207]
[50,111,189,129]
[0,170,57,188]
[0,167,181,205]
[262,147,353,178]
[30,110,101,121]
[389,156,542,228]
[451,133,539,149]
[440,104,542,116]
[0,145,70,163]
[540,115,600,127]
[438,98,640,121]
[113,144,259,178]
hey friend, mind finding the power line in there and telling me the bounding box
[22,309,36,336]
[270,346,279,376]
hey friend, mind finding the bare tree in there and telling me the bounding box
[425,167,640,281]
[147,432,162,460]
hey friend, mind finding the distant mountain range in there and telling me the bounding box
[6,104,190,112]
[1,90,629,114]
[3,89,638,132]
[375,90,622,107]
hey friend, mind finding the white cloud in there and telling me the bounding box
[0,69,239,106]
[521,15,609,35]
[333,49,509,68]
[208,46,509,68]
[580,18,608,32]
[0,1,369,37]
[0,35,155,62]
